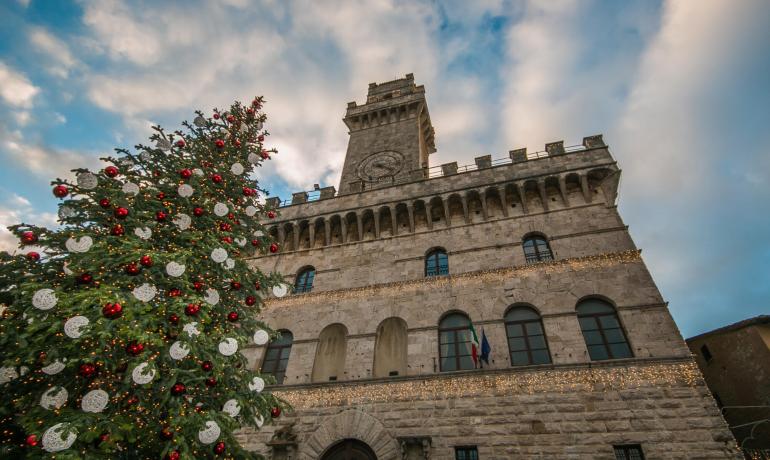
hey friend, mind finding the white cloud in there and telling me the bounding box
[29,27,78,78]
[0,193,58,253]
[16,0,30,7]
[0,62,39,108]
[1,127,94,179]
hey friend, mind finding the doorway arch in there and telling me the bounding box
[321,439,377,460]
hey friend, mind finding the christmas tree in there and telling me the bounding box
[0,98,287,459]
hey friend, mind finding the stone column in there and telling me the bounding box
[443,199,452,227]
[324,219,331,246]
[515,183,528,214]
[558,176,570,207]
[357,213,364,241]
[340,218,347,244]
[498,186,509,217]
[407,204,415,233]
[373,211,381,239]
[580,174,593,203]
[480,194,489,220]
[461,195,470,224]
[537,180,549,212]
[309,224,315,248]
[390,207,398,236]
[292,224,300,251]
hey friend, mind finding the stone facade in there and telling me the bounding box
[241,75,740,459]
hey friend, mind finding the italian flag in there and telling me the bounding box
[469,322,480,367]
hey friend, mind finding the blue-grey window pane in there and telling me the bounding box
[603,328,626,344]
[599,314,620,329]
[577,299,614,315]
[505,307,539,322]
[524,321,543,335]
[440,331,454,344]
[506,323,524,337]
[583,330,604,345]
[265,348,279,360]
[579,317,599,331]
[588,344,610,361]
[458,355,475,370]
[528,335,546,349]
[441,314,470,328]
[508,337,527,351]
[610,342,632,358]
[531,349,551,364]
[440,343,454,357]
[272,332,293,346]
[511,351,530,366]
[442,357,456,371]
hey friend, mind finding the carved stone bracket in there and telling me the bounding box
[398,436,432,459]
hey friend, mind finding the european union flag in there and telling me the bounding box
[480,328,491,365]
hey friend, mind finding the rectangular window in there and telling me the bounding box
[613,444,645,460]
[700,344,713,362]
[455,446,478,460]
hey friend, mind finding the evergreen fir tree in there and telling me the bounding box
[0,98,287,459]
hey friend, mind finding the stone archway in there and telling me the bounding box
[299,409,400,460]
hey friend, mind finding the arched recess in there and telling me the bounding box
[504,183,524,216]
[372,317,408,378]
[329,215,343,245]
[297,220,311,250]
[413,200,429,232]
[313,218,326,249]
[322,439,377,460]
[378,206,393,238]
[428,196,446,227]
[282,222,295,252]
[311,323,348,382]
[523,180,544,213]
[544,176,564,209]
[301,410,400,460]
[345,212,359,242]
[564,173,583,204]
[447,193,465,224]
[587,167,613,204]
[395,203,411,234]
[485,187,504,219]
[466,190,485,223]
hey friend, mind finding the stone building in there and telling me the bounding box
[687,316,770,454]
[239,74,740,459]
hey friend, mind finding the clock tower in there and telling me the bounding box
[338,73,436,195]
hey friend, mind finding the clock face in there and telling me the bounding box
[357,151,404,182]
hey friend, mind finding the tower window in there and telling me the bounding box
[455,446,478,460]
[576,298,633,361]
[700,344,713,362]
[522,234,553,263]
[294,266,315,293]
[505,305,551,366]
[425,248,449,277]
[439,313,475,372]
[613,444,645,460]
[260,330,293,384]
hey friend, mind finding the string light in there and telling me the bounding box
[264,250,643,308]
[274,360,701,409]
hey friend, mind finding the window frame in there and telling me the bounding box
[522,234,553,263]
[425,248,449,277]
[454,446,479,460]
[576,299,633,361]
[294,266,316,294]
[438,313,474,372]
[613,444,645,460]
[260,330,293,384]
[504,306,552,366]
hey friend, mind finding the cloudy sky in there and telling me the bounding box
[1,0,768,337]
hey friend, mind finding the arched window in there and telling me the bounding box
[294,266,315,293]
[505,305,551,366]
[576,298,632,361]
[522,234,553,263]
[260,330,293,384]
[439,313,475,371]
[373,317,408,378]
[311,324,347,382]
[425,248,449,277]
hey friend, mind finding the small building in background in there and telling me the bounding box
[687,315,770,456]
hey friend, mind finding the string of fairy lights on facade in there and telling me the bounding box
[263,250,643,308]
[273,361,702,409]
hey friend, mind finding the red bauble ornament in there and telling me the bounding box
[26,251,40,261]
[233,139,241,147]
[251,239,260,247]
[201,361,213,372]
[254,281,261,290]
[125,395,139,406]
[269,243,279,253]
[214,441,226,455]
[180,168,192,179]
[159,427,174,440]
[52,185,69,198]
[21,231,37,244]
[168,288,182,297]
[156,211,167,221]
[211,174,223,183]
[219,222,231,232]
[99,198,111,208]
[252,98,261,108]
[227,311,239,322]
[104,166,119,177]
[125,263,140,275]
[185,303,200,316]
[171,383,185,395]
[79,363,96,378]
[267,210,276,219]
[99,433,110,443]
[111,224,125,236]
[261,150,270,160]
[221,236,233,244]
[176,139,185,148]
[193,207,204,217]
[193,281,204,291]
[215,139,225,149]
[230,281,241,290]
[126,342,144,356]
[168,451,181,460]
[270,407,281,418]
[213,112,220,119]
[169,313,180,324]
[102,302,123,319]
[242,186,253,196]
[140,255,153,267]
[205,377,217,387]
[25,434,38,447]
[157,192,165,200]
[226,114,235,123]
[78,272,93,284]
[114,207,129,219]
[246,107,255,115]
[245,296,256,306]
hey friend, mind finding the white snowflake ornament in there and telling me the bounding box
[204,288,220,305]
[222,399,240,417]
[134,227,152,240]
[272,284,288,298]
[173,213,191,230]
[177,184,194,197]
[245,205,257,216]
[65,235,93,253]
[0,367,18,384]
[42,360,65,375]
[248,376,265,393]
[224,258,235,270]
[247,152,260,164]
[213,202,229,217]
[210,248,227,263]
[131,362,156,385]
[218,338,238,356]
[193,168,204,176]
[235,237,247,247]
[40,386,68,410]
[132,283,157,302]
[81,389,109,413]
[166,262,185,277]
[32,289,57,310]
[64,316,89,338]
[169,341,190,360]
[183,322,201,338]
[58,206,76,220]
[230,162,244,175]
[76,172,98,189]
[122,182,140,195]
[198,420,221,444]
[42,423,76,453]
[253,329,269,346]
